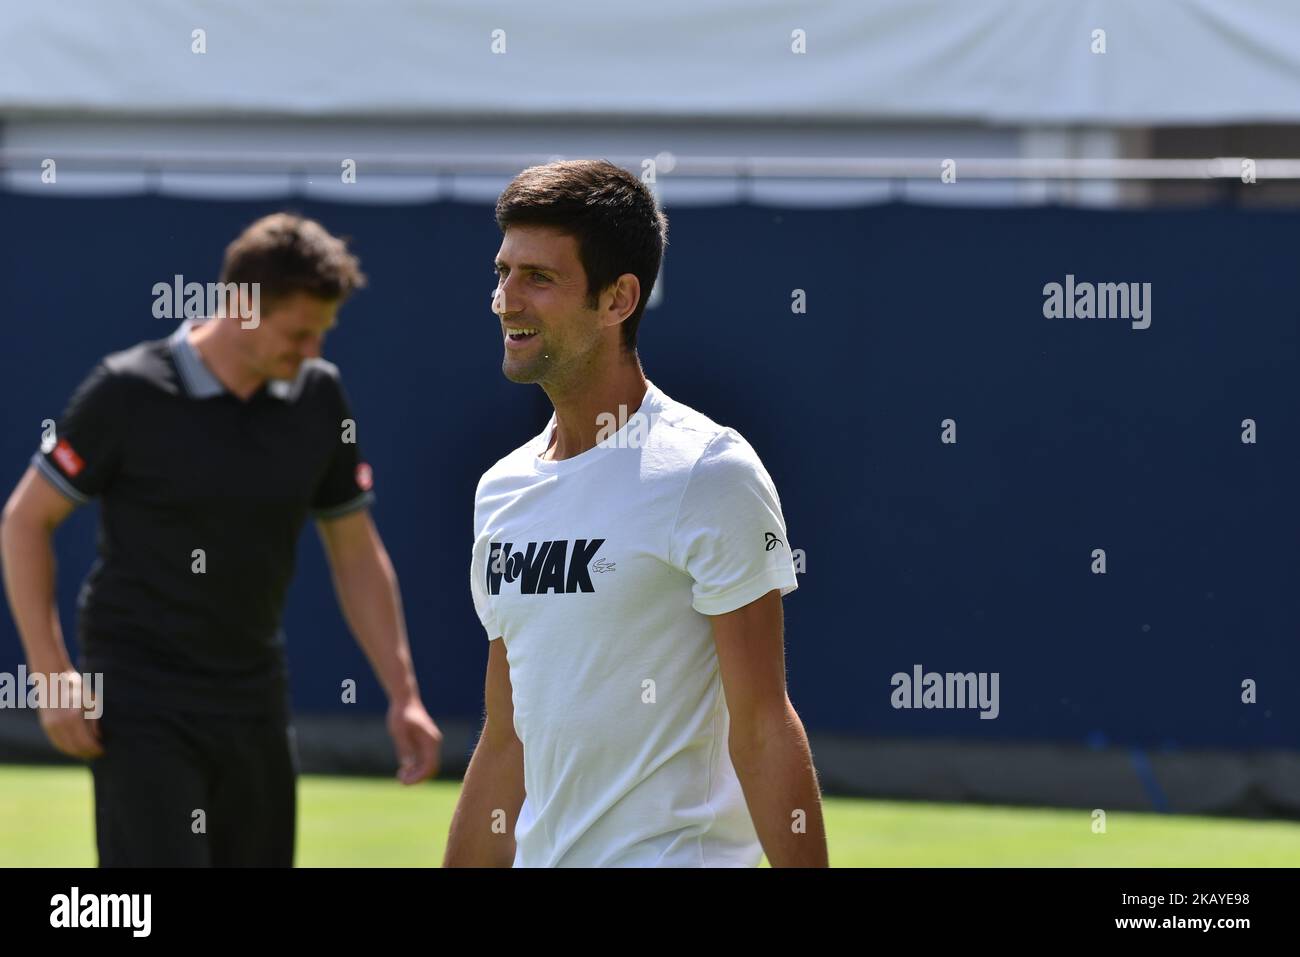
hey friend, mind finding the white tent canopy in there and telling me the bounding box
[3,0,1299,124]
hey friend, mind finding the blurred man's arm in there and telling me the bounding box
[712,588,828,867]
[317,508,441,783]
[0,466,103,759]
[444,638,525,867]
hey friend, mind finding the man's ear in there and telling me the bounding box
[602,273,641,327]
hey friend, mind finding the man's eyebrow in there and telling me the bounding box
[494,260,559,273]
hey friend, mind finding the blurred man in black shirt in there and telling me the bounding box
[0,213,441,866]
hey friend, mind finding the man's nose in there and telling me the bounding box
[492,279,518,317]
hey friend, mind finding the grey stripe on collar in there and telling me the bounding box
[168,320,225,398]
[168,319,302,401]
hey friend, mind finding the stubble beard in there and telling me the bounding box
[502,343,553,384]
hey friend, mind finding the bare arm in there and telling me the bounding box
[317,508,441,783]
[0,466,102,759]
[443,638,525,867]
[711,588,828,867]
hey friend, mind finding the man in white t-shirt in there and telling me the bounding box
[444,159,827,868]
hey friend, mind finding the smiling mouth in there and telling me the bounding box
[505,327,538,342]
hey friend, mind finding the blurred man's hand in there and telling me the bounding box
[37,671,103,760]
[387,696,442,785]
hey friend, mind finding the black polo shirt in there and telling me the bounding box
[32,319,375,714]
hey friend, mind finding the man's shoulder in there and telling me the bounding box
[646,385,765,478]
[300,356,342,381]
[96,337,175,393]
[647,387,728,452]
[470,384,771,503]
[295,356,345,400]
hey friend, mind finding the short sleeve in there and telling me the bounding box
[670,429,798,616]
[32,362,129,505]
[311,372,376,519]
[470,492,502,641]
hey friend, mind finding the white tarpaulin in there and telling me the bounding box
[3,0,1300,125]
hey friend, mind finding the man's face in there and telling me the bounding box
[244,292,339,381]
[492,226,605,385]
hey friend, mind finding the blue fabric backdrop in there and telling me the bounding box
[0,194,1295,750]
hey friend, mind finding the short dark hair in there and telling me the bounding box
[495,159,669,352]
[220,212,366,310]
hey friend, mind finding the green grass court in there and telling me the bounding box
[2,764,1297,867]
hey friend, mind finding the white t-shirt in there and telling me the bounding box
[469,380,798,867]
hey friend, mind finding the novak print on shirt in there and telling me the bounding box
[485,538,613,595]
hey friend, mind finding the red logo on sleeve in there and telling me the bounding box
[355,462,373,491]
[52,439,85,478]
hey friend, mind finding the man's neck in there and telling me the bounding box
[541,359,648,461]
[189,317,267,401]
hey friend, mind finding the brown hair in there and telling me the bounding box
[219,212,366,310]
[495,159,668,352]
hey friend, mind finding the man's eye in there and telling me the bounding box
[533,273,549,282]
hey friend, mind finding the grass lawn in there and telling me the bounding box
[2,763,1297,867]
